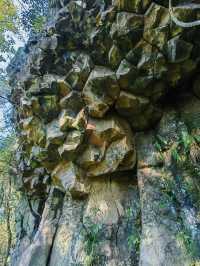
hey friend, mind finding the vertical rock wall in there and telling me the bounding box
[8,0,200,265]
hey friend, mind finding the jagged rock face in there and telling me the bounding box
[9,0,200,265]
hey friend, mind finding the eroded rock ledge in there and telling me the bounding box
[9,0,200,265]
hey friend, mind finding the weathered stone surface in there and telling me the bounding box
[116,91,150,116]
[77,116,136,176]
[83,67,120,117]
[48,197,86,266]
[178,94,200,130]
[41,144,61,171]
[71,108,88,131]
[60,91,84,111]
[54,77,72,97]
[132,105,162,131]
[77,144,105,168]
[20,97,40,118]
[138,168,191,266]
[137,108,200,266]
[173,4,200,25]
[87,116,131,145]
[86,136,136,177]
[11,190,63,266]
[114,0,151,13]
[59,91,87,131]
[110,12,144,51]
[23,167,50,195]
[108,44,122,69]
[21,117,46,147]
[46,119,65,146]
[49,176,140,266]
[52,161,88,197]
[138,52,167,79]
[8,0,200,265]
[166,37,193,63]
[59,110,75,131]
[38,95,59,122]
[116,59,138,91]
[59,108,87,132]
[28,75,59,95]
[116,91,162,130]
[111,12,144,38]
[58,130,84,159]
[30,147,48,164]
[66,53,94,90]
[144,3,169,30]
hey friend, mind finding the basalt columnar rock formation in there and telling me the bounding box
[8,0,200,265]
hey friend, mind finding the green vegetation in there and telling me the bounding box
[155,129,200,207]
[0,1,49,263]
[127,234,140,253]
[154,130,200,262]
[125,207,141,254]
[0,0,18,57]
[155,130,200,166]
[159,178,177,206]
[171,145,182,163]
[81,209,103,266]
[154,135,168,161]
[0,134,19,266]
[177,229,199,260]
[32,15,46,33]
[20,0,48,33]
[0,0,48,62]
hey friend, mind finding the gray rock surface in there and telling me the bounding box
[8,0,200,265]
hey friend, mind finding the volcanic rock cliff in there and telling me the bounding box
[8,0,200,265]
